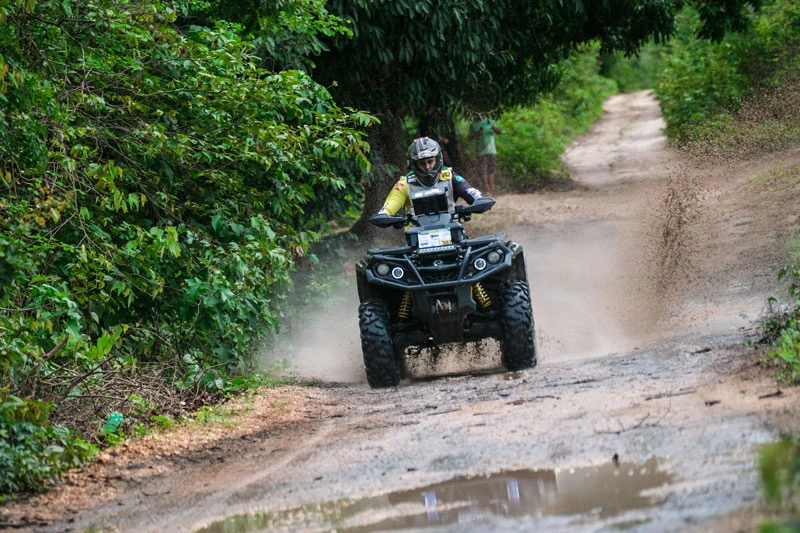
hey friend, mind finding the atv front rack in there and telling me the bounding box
[361,234,516,291]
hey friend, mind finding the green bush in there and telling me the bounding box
[0,395,96,498]
[762,264,800,385]
[497,98,574,184]
[655,8,748,136]
[759,435,800,533]
[747,0,800,83]
[0,0,373,390]
[655,0,800,144]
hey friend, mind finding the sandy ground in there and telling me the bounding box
[3,90,800,533]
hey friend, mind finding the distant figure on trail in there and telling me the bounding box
[469,113,503,195]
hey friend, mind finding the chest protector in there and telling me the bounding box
[406,168,456,221]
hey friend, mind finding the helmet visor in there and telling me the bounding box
[415,157,439,186]
[415,157,437,172]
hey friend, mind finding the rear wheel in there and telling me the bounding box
[499,281,537,371]
[359,300,400,388]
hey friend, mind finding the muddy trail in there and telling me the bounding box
[4,91,800,533]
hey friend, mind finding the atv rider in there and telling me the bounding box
[373,137,488,223]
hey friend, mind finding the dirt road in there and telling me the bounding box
[4,91,800,533]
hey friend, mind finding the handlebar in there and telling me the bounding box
[369,197,495,230]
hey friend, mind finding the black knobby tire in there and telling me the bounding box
[359,300,400,388]
[499,280,538,371]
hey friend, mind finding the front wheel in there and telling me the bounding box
[359,300,400,388]
[499,281,537,371]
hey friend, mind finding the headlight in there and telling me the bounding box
[391,266,405,279]
[376,263,391,276]
[473,258,487,271]
[487,251,502,264]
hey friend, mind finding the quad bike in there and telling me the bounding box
[355,190,537,388]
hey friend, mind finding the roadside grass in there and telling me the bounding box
[672,87,800,162]
[761,255,800,384]
[0,367,292,501]
[759,435,800,533]
[87,372,295,452]
[752,162,800,188]
[757,226,800,532]
[655,0,800,157]
[758,162,800,387]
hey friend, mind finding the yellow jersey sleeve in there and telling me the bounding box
[378,177,411,215]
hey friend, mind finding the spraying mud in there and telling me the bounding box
[4,90,800,533]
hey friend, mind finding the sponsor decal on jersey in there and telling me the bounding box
[412,187,445,199]
[466,187,483,198]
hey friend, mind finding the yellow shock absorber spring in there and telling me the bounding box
[473,282,492,309]
[398,291,413,319]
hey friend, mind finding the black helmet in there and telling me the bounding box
[407,137,443,187]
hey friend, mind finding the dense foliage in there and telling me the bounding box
[0,0,373,495]
[655,0,800,143]
[655,7,749,134]
[762,260,800,385]
[316,0,675,118]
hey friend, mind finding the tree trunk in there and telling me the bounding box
[351,113,407,245]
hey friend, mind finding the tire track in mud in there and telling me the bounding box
[152,417,343,532]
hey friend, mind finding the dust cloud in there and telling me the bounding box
[482,90,674,363]
[258,283,366,384]
[258,281,507,384]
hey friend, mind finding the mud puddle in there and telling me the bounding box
[194,458,670,533]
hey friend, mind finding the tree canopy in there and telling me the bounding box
[0,1,374,493]
[314,0,759,120]
[316,0,677,118]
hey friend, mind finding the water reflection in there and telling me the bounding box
[195,458,670,533]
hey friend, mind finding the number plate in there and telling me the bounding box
[418,228,452,249]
